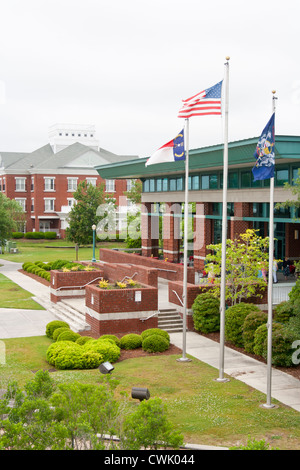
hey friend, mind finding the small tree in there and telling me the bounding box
[0,193,26,247]
[66,180,104,246]
[205,229,269,305]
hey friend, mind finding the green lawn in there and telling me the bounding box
[1,335,300,450]
[0,273,45,309]
[0,239,127,264]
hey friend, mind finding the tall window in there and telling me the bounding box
[44,198,55,211]
[44,177,55,191]
[67,178,78,191]
[86,178,97,187]
[15,177,26,191]
[105,179,115,192]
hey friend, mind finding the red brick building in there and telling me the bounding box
[0,124,137,238]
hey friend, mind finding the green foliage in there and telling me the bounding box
[66,180,105,245]
[264,328,298,367]
[52,327,71,341]
[84,339,121,363]
[120,334,142,350]
[75,336,93,346]
[274,301,296,323]
[231,436,278,450]
[24,231,56,239]
[12,232,24,238]
[253,322,284,357]
[206,229,269,305]
[99,334,121,347]
[45,321,70,339]
[46,341,102,370]
[142,334,170,353]
[225,303,260,347]
[141,328,170,343]
[0,193,26,246]
[242,311,267,353]
[56,330,81,342]
[121,397,183,450]
[192,292,220,333]
[289,279,300,304]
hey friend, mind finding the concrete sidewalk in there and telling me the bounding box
[0,258,299,412]
[170,331,300,412]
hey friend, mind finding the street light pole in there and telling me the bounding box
[92,224,96,262]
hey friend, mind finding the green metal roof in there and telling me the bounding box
[95,135,300,179]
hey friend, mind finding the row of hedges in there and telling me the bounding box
[45,322,171,370]
[192,287,300,368]
[22,259,94,282]
[12,231,57,239]
[22,261,51,282]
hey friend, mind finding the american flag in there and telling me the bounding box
[178,81,223,118]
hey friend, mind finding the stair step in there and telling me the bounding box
[158,309,183,333]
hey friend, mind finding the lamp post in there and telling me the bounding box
[92,224,96,262]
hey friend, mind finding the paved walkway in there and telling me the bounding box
[0,258,299,412]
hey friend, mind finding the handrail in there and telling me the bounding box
[120,272,138,283]
[155,268,177,273]
[54,277,103,291]
[172,290,183,306]
[140,310,159,322]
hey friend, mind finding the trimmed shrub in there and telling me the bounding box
[44,231,57,239]
[56,330,81,342]
[84,339,121,363]
[263,328,298,367]
[242,311,268,353]
[12,232,24,238]
[46,340,103,370]
[46,320,70,339]
[225,303,260,347]
[142,334,170,353]
[289,279,300,304]
[192,292,220,333]
[99,334,121,347]
[52,326,71,341]
[141,328,170,343]
[76,336,93,346]
[253,322,284,357]
[274,301,296,324]
[51,260,71,270]
[120,334,142,350]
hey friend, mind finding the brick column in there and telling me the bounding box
[162,202,181,263]
[141,203,160,257]
[230,203,251,239]
[193,202,212,271]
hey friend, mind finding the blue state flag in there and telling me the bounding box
[252,113,275,181]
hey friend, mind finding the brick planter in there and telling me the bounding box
[85,283,158,336]
[50,269,104,303]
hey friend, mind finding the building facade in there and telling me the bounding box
[0,124,137,238]
[95,135,300,270]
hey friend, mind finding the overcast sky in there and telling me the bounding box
[0,0,299,158]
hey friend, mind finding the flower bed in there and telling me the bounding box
[50,267,104,303]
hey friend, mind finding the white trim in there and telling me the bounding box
[85,306,158,321]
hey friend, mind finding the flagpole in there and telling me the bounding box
[177,118,191,362]
[263,90,277,409]
[216,56,230,382]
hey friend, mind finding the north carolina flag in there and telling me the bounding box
[178,81,223,118]
[145,130,185,167]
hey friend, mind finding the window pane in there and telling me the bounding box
[169,179,176,191]
[292,167,300,184]
[228,172,238,188]
[177,178,183,191]
[192,175,199,190]
[201,175,209,190]
[144,180,150,192]
[209,174,218,189]
[162,178,168,191]
[149,179,155,192]
[241,172,251,188]
[276,168,289,186]
[156,179,162,192]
